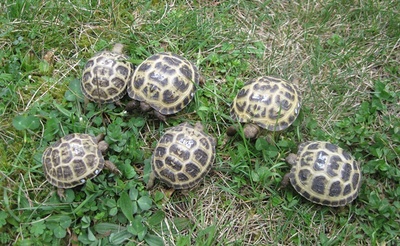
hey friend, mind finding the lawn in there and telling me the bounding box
[0,0,399,245]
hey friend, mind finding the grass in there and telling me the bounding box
[1,0,399,245]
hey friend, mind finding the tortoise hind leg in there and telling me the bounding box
[104,160,122,176]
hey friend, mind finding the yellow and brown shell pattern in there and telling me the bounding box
[231,76,301,131]
[127,52,200,115]
[288,141,362,207]
[150,122,216,189]
[81,44,133,103]
[42,133,105,188]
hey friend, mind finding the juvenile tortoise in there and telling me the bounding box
[228,76,301,138]
[126,52,200,121]
[42,133,121,199]
[81,43,133,103]
[282,141,362,207]
[147,122,216,190]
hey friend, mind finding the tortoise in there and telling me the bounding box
[81,43,133,103]
[126,52,200,121]
[282,141,362,207]
[147,122,216,190]
[42,133,121,199]
[228,76,301,138]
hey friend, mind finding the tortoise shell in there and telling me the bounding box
[81,43,133,103]
[127,52,200,116]
[230,76,301,131]
[286,141,362,206]
[148,122,216,189]
[42,133,106,188]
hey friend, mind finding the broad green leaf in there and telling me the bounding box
[53,225,67,239]
[118,192,134,222]
[12,115,40,130]
[0,211,8,228]
[30,220,46,237]
[109,230,132,244]
[147,210,165,227]
[53,101,72,117]
[94,223,125,234]
[137,196,152,211]
[144,234,164,246]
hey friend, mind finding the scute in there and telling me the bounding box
[288,141,362,206]
[150,122,216,189]
[127,52,199,115]
[81,45,133,103]
[42,133,105,189]
[231,76,301,131]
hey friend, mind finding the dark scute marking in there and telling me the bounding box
[85,60,94,69]
[137,62,151,72]
[91,88,108,99]
[160,169,176,182]
[112,77,126,89]
[284,91,295,101]
[155,160,164,169]
[276,95,291,111]
[148,71,169,86]
[107,87,119,96]
[173,77,190,92]
[311,175,327,195]
[299,188,311,199]
[312,197,321,204]
[179,64,193,79]
[322,199,335,206]
[341,163,352,181]
[85,154,97,168]
[253,81,271,92]
[313,150,329,170]
[343,184,352,196]
[199,138,210,149]
[342,150,352,160]
[148,54,161,61]
[268,107,280,120]
[94,66,113,78]
[170,144,190,161]
[159,133,174,144]
[277,121,288,130]
[298,169,311,182]
[155,146,167,157]
[99,77,111,87]
[327,161,339,177]
[82,72,92,83]
[194,149,208,166]
[182,96,190,106]
[352,173,360,188]
[325,143,338,152]
[300,155,312,167]
[185,162,201,177]
[236,88,250,99]
[269,84,280,93]
[73,160,87,177]
[165,156,183,171]
[163,55,182,67]
[133,77,145,89]
[51,149,62,166]
[177,173,189,182]
[162,89,179,104]
[83,82,93,91]
[155,62,176,76]
[307,142,320,150]
[116,65,129,77]
[328,181,342,197]
[329,155,341,168]
[60,166,73,180]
